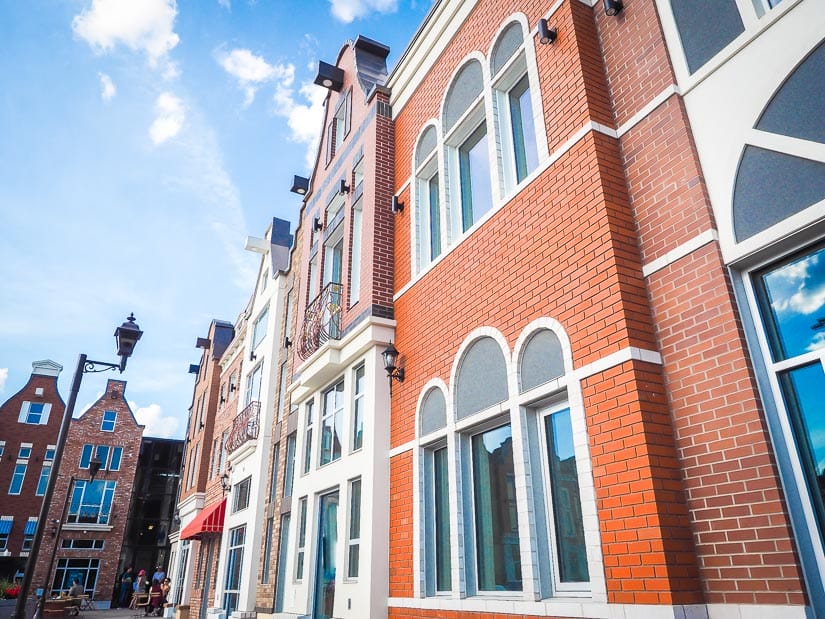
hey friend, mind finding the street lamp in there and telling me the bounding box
[12,314,143,619]
[42,458,103,600]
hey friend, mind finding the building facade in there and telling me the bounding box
[0,360,65,578]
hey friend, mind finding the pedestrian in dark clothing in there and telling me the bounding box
[118,567,134,609]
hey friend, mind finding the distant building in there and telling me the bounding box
[0,360,65,577]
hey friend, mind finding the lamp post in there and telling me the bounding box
[42,457,103,600]
[11,314,143,619]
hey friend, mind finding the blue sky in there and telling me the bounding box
[0,0,428,437]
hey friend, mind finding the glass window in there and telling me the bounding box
[110,447,123,471]
[347,478,361,578]
[351,200,363,305]
[36,464,51,496]
[233,477,251,512]
[269,442,280,503]
[754,244,825,535]
[352,366,365,451]
[426,446,451,593]
[45,447,55,460]
[51,558,99,597]
[508,74,538,183]
[95,445,110,470]
[545,408,589,582]
[283,434,296,498]
[670,0,744,74]
[18,446,31,459]
[68,480,116,524]
[261,517,274,584]
[303,401,314,474]
[252,305,269,350]
[320,380,344,465]
[471,424,521,591]
[0,520,9,550]
[9,463,27,495]
[274,513,290,612]
[459,123,492,232]
[25,402,45,424]
[277,363,288,421]
[80,444,93,468]
[0,441,5,459]
[223,526,246,615]
[296,496,308,580]
[415,127,442,272]
[245,364,263,406]
[101,411,117,432]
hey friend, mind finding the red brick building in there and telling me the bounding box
[0,360,65,572]
[31,378,144,607]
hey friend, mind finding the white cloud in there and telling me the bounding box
[150,92,185,144]
[218,0,231,9]
[0,368,7,392]
[98,72,116,101]
[807,331,825,353]
[130,401,181,438]
[272,81,327,169]
[329,0,398,22]
[217,48,294,107]
[72,0,179,70]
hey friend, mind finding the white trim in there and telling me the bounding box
[641,229,720,277]
[573,346,663,380]
[616,84,681,138]
[704,604,807,619]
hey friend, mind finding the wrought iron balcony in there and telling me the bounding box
[226,401,260,453]
[298,281,343,360]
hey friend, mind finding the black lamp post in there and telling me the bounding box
[382,342,405,385]
[12,314,143,619]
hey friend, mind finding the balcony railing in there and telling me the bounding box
[298,281,343,360]
[226,401,260,453]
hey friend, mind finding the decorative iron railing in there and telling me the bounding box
[225,401,260,453]
[298,282,343,360]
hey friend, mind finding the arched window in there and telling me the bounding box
[443,59,493,235]
[414,125,442,272]
[454,336,508,419]
[519,328,564,392]
[419,386,447,435]
[490,20,539,190]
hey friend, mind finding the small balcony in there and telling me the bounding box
[298,281,343,360]
[226,401,260,454]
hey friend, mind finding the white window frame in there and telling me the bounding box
[346,477,361,580]
[303,400,315,474]
[320,379,344,466]
[101,410,117,432]
[295,496,308,581]
[352,365,365,452]
[252,304,269,350]
[68,479,117,524]
[9,463,27,495]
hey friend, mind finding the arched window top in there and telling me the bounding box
[734,42,825,242]
[419,387,447,436]
[519,329,564,393]
[415,125,438,169]
[491,22,524,77]
[443,60,484,134]
[455,336,508,420]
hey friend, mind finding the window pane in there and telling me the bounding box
[353,367,365,451]
[778,362,825,534]
[428,173,441,259]
[283,435,296,498]
[545,409,589,582]
[509,75,538,182]
[459,123,492,232]
[472,424,521,591]
[755,244,825,360]
[434,447,451,592]
[110,447,123,471]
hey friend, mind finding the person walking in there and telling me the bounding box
[117,567,134,609]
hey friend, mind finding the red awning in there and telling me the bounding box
[179,498,226,540]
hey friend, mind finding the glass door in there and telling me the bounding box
[312,491,339,619]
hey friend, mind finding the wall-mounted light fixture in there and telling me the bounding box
[339,179,350,195]
[290,175,309,195]
[250,350,257,362]
[220,396,226,405]
[188,364,199,375]
[538,19,557,44]
[284,336,292,349]
[382,343,405,383]
[313,216,324,232]
[314,61,345,92]
[391,196,404,214]
[603,0,623,16]
[229,383,236,393]
[220,472,231,495]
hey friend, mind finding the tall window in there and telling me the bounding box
[277,363,288,421]
[458,123,492,232]
[52,558,99,596]
[9,463,26,495]
[25,402,46,424]
[415,125,442,272]
[471,423,521,591]
[752,243,825,539]
[352,365,365,451]
[283,434,296,498]
[223,525,245,615]
[303,401,314,474]
[261,517,274,584]
[296,496,308,580]
[320,380,344,465]
[36,463,51,496]
[245,363,263,406]
[347,478,361,578]
[233,477,251,512]
[350,199,363,305]
[68,480,116,524]
[110,447,123,471]
[425,445,451,594]
[100,411,117,432]
[252,305,269,350]
[268,442,280,503]
[22,518,36,550]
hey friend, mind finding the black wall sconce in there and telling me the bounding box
[538,19,557,44]
[250,350,257,362]
[229,383,236,392]
[313,216,323,232]
[391,196,404,214]
[188,364,199,375]
[290,175,309,195]
[339,179,350,195]
[220,396,226,405]
[382,342,405,383]
[603,0,623,16]
[284,336,292,349]
[314,61,345,92]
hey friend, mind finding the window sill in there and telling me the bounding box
[62,523,113,532]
